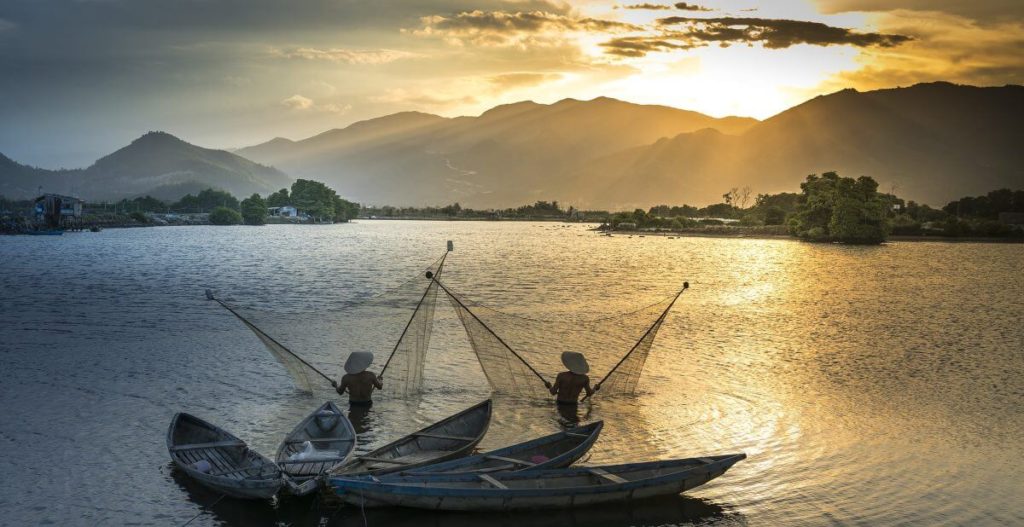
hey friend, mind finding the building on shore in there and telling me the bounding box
[268,205,299,218]
[34,194,83,228]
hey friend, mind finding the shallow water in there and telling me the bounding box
[1,222,1022,526]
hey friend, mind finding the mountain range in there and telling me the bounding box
[2,82,1021,207]
[0,132,290,202]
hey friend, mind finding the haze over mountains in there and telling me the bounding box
[0,132,290,202]
[1,83,1021,208]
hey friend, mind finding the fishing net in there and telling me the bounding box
[210,255,446,396]
[438,284,686,398]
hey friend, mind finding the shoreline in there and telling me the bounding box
[598,229,1023,244]
[5,218,1021,244]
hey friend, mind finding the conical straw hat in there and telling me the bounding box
[561,352,590,375]
[344,351,374,374]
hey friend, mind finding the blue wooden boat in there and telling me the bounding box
[167,413,283,500]
[330,399,492,476]
[331,454,745,511]
[26,229,63,235]
[276,401,356,496]
[405,421,603,475]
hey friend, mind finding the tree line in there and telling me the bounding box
[13,179,363,226]
[604,173,1022,244]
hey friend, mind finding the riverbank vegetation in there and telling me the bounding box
[2,174,1021,243]
[595,175,1022,244]
[0,178,359,231]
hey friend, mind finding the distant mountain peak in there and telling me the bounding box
[131,130,186,145]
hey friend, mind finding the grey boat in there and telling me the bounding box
[276,401,356,496]
[331,454,745,511]
[167,413,283,500]
[331,399,492,476]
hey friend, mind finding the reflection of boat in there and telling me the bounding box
[331,454,745,511]
[275,401,355,496]
[331,399,492,476]
[167,413,283,500]
[407,421,603,475]
[26,229,63,235]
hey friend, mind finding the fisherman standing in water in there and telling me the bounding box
[336,351,383,407]
[546,352,596,405]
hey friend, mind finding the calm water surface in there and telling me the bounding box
[1,222,1021,526]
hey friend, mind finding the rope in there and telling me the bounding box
[585,283,688,400]
[447,286,684,324]
[432,276,550,386]
[214,253,445,315]
[209,294,336,387]
[380,249,448,377]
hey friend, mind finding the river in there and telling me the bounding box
[0,221,1021,526]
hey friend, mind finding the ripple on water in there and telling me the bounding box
[0,224,1021,526]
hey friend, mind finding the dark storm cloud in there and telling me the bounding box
[421,10,642,34]
[620,3,674,10]
[618,3,711,11]
[674,3,712,11]
[654,16,912,49]
[601,36,695,57]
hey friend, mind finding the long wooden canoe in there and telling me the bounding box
[406,421,603,475]
[167,413,283,500]
[276,401,356,496]
[330,399,492,476]
[330,454,745,510]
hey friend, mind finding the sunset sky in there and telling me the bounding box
[1,0,1021,168]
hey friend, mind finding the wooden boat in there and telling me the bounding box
[330,454,745,511]
[167,413,283,500]
[406,421,603,475]
[331,399,492,476]
[26,229,63,235]
[275,401,356,496]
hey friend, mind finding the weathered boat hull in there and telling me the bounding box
[331,399,492,476]
[167,413,283,500]
[331,454,745,511]
[275,401,356,495]
[407,421,603,475]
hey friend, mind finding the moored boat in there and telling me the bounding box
[330,399,492,476]
[275,401,356,496]
[331,454,746,511]
[406,421,603,475]
[167,413,283,500]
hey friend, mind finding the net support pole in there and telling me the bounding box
[205,290,337,387]
[379,245,451,377]
[430,276,550,388]
[586,281,689,400]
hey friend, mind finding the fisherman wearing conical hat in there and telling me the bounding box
[546,352,596,405]
[336,351,383,407]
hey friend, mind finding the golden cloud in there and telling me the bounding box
[271,47,416,64]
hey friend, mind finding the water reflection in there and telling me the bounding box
[1,224,1022,526]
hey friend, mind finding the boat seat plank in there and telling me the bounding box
[484,455,536,467]
[698,457,716,464]
[285,438,355,445]
[278,455,345,466]
[589,468,628,484]
[564,433,590,438]
[208,464,261,477]
[170,440,245,452]
[478,474,508,489]
[412,432,477,442]
[206,449,237,474]
[359,456,413,465]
